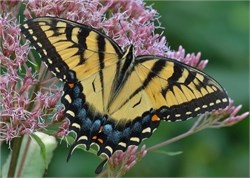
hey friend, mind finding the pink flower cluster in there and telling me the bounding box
[23,0,207,67]
[166,46,208,70]
[107,145,147,176]
[0,15,63,142]
[210,99,249,128]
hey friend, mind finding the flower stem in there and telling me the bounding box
[8,136,23,177]
[16,136,32,178]
[96,169,108,178]
[147,115,207,152]
[147,130,194,152]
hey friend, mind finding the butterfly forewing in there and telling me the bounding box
[21,17,124,114]
[108,56,228,122]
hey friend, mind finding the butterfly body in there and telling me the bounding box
[21,17,229,173]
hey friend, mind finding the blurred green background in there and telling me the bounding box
[47,1,249,177]
[1,1,249,177]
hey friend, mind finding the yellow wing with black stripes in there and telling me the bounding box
[21,16,229,174]
[21,16,125,115]
[108,55,229,124]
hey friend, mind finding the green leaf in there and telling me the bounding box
[30,133,48,169]
[2,132,58,178]
[1,150,12,178]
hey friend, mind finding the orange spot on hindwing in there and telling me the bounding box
[68,83,75,88]
[151,114,160,122]
[97,138,103,144]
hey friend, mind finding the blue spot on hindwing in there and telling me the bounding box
[91,119,101,132]
[103,124,113,135]
[122,127,131,138]
[73,98,83,110]
[109,130,121,144]
[81,117,92,130]
[77,109,86,119]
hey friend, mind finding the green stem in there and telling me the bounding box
[16,136,32,178]
[146,130,194,152]
[8,136,23,177]
[147,115,207,152]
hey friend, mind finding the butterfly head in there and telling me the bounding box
[125,44,134,54]
[123,44,135,62]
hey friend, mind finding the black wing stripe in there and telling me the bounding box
[142,59,166,87]
[184,69,196,85]
[111,59,166,111]
[167,63,183,85]
[97,34,106,96]
[77,27,90,65]
[65,23,73,41]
